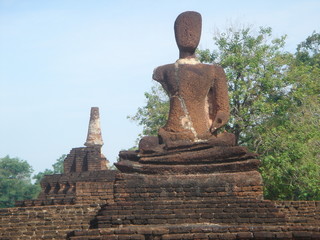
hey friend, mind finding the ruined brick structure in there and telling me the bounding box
[1,12,319,240]
[14,107,112,207]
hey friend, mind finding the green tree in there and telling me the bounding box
[52,154,65,174]
[259,98,320,200]
[33,154,66,185]
[198,26,291,145]
[258,33,320,200]
[33,169,54,185]
[0,156,39,208]
[128,84,169,138]
[296,31,320,66]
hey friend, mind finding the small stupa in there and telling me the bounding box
[84,107,104,147]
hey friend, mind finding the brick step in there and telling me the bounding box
[69,224,320,240]
[0,227,89,239]
[96,213,285,228]
[0,221,91,230]
[112,191,262,201]
[0,224,82,230]
[94,199,286,227]
[16,197,76,207]
[99,199,281,212]
[110,198,275,206]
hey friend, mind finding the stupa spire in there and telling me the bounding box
[84,107,104,147]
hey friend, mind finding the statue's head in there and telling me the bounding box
[174,11,202,59]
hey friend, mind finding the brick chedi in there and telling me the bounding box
[64,107,108,174]
[16,107,114,207]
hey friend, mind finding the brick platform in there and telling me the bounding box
[2,144,318,240]
[68,172,320,239]
[69,224,320,240]
[1,170,319,239]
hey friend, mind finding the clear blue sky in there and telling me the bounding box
[1,0,319,174]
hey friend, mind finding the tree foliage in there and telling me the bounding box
[128,84,169,138]
[296,31,320,66]
[33,154,66,185]
[0,154,67,208]
[259,96,320,200]
[258,35,320,200]
[0,156,39,208]
[52,154,65,174]
[198,26,291,145]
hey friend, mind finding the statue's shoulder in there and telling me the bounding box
[154,63,175,71]
[153,63,175,81]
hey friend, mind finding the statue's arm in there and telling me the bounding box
[152,66,164,83]
[152,65,170,94]
[209,65,230,133]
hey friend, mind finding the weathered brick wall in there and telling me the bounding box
[95,199,287,228]
[4,171,320,240]
[93,172,282,228]
[0,204,101,240]
[16,170,117,207]
[75,181,114,205]
[64,146,107,173]
[2,181,320,239]
[276,201,320,225]
[70,224,320,240]
[113,172,264,203]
